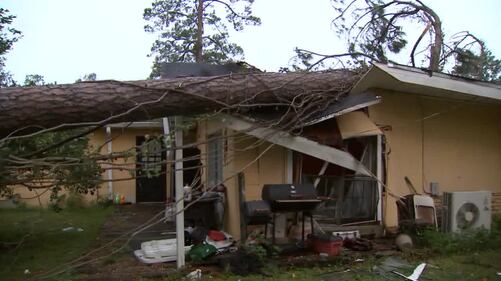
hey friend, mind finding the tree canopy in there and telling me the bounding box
[143,0,260,77]
[294,0,500,82]
[0,8,21,87]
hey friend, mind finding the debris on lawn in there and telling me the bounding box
[185,269,202,280]
[373,257,427,281]
[134,227,235,264]
[373,256,413,277]
[309,233,343,256]
[395,233,413,251]
[392,262,426,281]
[332,230,360,239]
[62,226,84,232]
[343,237,373,251]
[134,238,193,264]
[187,242,217,262]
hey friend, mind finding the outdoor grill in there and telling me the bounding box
[261,184,321,212]
[261,184,321,243]
[242,200,272,239]
[243,200,272,225]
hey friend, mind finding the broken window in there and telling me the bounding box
[300,136,379,224]
[207,132,223,188]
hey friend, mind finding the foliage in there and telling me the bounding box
[143,0,260,77]
[294,0,501,82]
[415,215,501,255]
[452,48,501,82]
[75,73,97,82]
[0,8,21,87]
[23,74,46,86]
[0,129,103,204]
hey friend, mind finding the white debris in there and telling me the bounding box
[393,263,426,281]
[185,269,202,280]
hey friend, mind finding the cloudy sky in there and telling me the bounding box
[3,0,501,84]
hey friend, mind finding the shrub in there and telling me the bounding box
[416,214,501,254]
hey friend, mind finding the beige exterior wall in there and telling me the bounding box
[7,127,165,207]
[368,90,501,229]
[92,127,166,203]
[197,119,288,238]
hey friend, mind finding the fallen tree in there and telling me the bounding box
[0,70,361,137]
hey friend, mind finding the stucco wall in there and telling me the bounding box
[368,90,501,228]
[229,134,287,238]
[197,119,287,238]
[94,127,165,203]
[7,127,164,207]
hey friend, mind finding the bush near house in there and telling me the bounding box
[416,215,501,254]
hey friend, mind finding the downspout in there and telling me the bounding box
[106,126,114,200]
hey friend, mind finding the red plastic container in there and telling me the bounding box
[310,234,343,256]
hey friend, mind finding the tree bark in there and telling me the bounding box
[195,0,204,63]
[0,71,360,136]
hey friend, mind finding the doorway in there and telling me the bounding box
[136,136,166,202]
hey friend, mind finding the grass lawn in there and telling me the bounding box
[0,206,112,281]
[1,207,499,281]
[208,249,501,281]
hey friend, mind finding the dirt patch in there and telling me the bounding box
[76,204,180,281]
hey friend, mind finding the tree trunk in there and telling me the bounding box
[0,71,360,136]
[195,0,204,63]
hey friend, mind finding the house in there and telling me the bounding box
[11,63,501,239]
[192,62,501,237]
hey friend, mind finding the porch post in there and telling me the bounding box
[105,126,114,200]
[175,116,185,269]
[376,134,383,223]
[162,118,173,199]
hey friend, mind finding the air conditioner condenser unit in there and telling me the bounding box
[442,191,491,233]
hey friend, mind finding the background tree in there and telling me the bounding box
[447,32,501,82]
[23,74,45,86]
[0,8,21,87]
[294,0,500,82]
[75,73,97,82]
[143,0,261,77]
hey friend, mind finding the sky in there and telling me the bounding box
[3,0,501,84]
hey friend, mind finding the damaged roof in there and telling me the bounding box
[352,62,501,102]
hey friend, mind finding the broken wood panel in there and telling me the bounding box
[222,115,370,176]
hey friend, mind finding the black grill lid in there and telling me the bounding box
[262,184,317,201]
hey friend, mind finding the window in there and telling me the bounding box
[207,132,223,188]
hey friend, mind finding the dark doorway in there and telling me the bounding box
[136,136,166,202]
